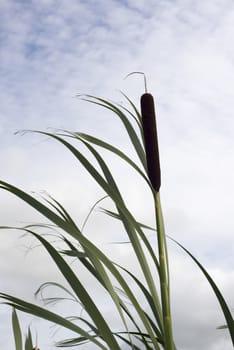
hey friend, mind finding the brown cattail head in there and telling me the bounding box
[141,93,161,192]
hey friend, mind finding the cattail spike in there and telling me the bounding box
[141,93,161,192]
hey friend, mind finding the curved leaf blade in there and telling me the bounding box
[170,236,234,346]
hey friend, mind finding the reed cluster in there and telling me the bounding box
[0,86,233,349]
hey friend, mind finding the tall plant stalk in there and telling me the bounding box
[155,192,174,350]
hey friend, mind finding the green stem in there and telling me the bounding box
[154,191,174,350]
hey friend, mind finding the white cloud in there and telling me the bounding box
[1,0,234,349]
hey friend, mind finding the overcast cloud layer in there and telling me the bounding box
[1,0,234,349]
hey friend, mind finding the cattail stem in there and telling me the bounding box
[140,93,161,192]
[155,192,175,350]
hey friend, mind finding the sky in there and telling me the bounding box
[1,0,234,349]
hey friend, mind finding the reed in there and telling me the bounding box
[1,87,234,349]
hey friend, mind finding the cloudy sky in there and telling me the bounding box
[1,0,234,349]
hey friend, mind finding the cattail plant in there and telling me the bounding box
[140,74,174,350]
[1,78,234,349]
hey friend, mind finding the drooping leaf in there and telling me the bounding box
[170,236,234,346]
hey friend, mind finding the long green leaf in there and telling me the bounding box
[78,95,147,170]
[119,90,145,146]
[101,209,155,232]
[2,295,107,349]
[68,131,150,186]
[28,230,122,350]
[12,308,23,350]
[119,91,142,125]
[114,333,145,350]
[170,236,234,346]
[56,317,100,347]
[0,181,77,237]
[61,240,154,349]
[115,262,163,339]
